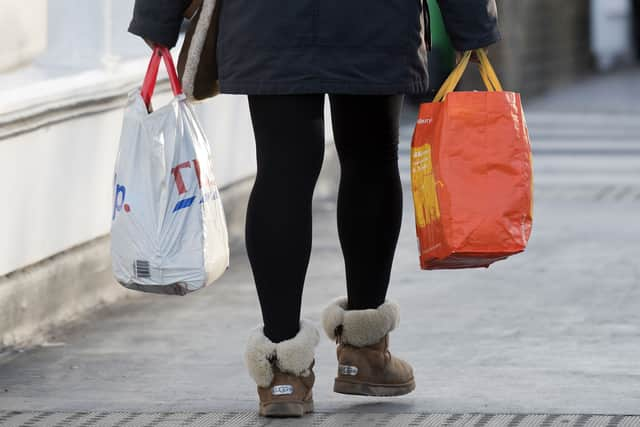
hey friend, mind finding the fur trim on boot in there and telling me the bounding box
[245,319,320,388]
[322,297,414,397]
[322,297,399,347]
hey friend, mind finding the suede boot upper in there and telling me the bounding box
[322,296,415,394]
[244,319,319,415]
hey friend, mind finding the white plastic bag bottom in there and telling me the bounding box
[110,90,229,295]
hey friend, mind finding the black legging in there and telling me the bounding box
[246,94,404,343]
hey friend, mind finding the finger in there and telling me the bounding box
[471,48,489,63]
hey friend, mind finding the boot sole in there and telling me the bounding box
[333,377,416,397]
[259,400,314,417]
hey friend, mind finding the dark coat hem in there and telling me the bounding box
[451,29,502,52]
[218,78,430,96]
[128,18,183,48]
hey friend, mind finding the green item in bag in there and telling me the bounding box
[426,0,456,94]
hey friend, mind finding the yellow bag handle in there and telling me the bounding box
[433,51,471,103]
[476,48,503,92]
[433,49,503,102]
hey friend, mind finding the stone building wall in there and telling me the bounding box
[460,1,593,97]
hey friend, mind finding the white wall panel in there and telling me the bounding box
[0,0,47,71]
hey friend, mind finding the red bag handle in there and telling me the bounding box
[140,46,184,108]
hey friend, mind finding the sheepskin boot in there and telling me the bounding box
[322,297,415,396]
[245,319,319,417]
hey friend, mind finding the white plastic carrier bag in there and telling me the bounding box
[111,46,229,295]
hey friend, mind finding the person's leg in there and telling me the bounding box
[321,95,414,397]
[328,94,404,310]
[246,93,325,343]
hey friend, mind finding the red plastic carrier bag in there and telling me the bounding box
[410,49,533,270]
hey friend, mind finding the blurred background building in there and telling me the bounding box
[452,0,639,96]
[0,0,638,349]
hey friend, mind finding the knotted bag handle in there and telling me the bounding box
[433,48,503,103]
[141,46,184,108]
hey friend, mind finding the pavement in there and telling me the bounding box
[1,68,640,425]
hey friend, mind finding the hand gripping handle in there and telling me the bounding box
[433,49,503,103]
[140,46,184,108]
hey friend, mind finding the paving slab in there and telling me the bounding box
[1,411,640,427]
